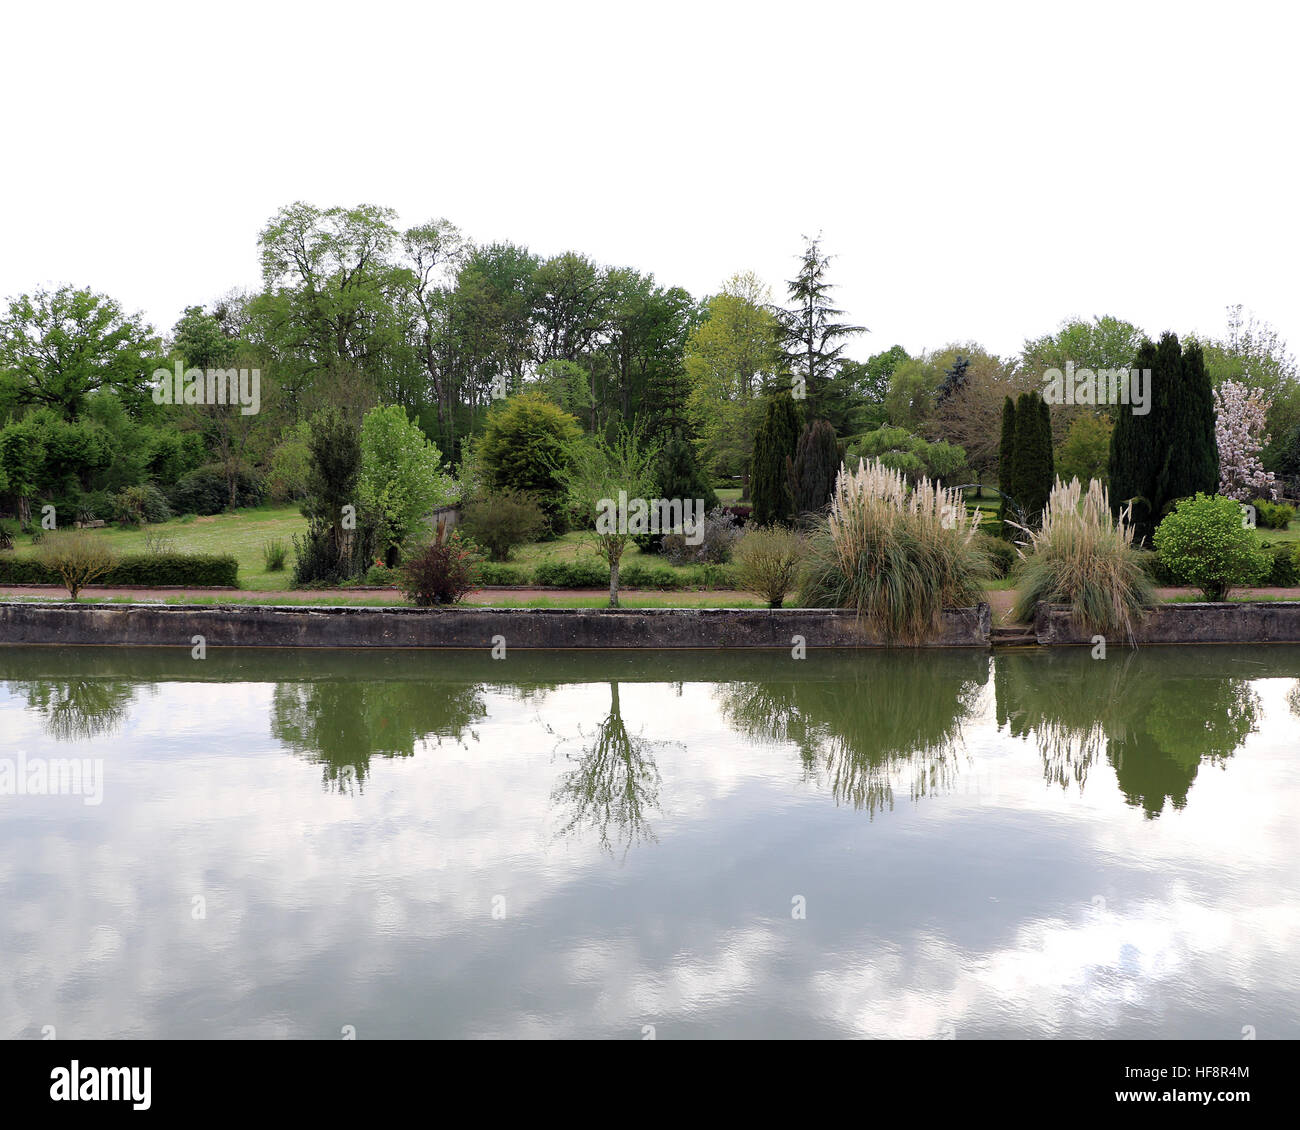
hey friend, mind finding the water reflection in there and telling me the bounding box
[6,678,139,741]
[994,650,1264,817]
[718,652,989,814]
[269,680,488,793]
[550,682,668,857]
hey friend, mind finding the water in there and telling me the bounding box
[1,644,1297,1039]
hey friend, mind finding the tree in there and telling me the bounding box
[1011,391,1054,529]
[684,273,782,493]
[1213,380,1277,502]
[997,396,1017,537]
[0,420,46,528]
[297,407,364,581]
[750,394,802,525]
[358,405,457,564]
[1055,413,1114,486]
[0,287,158,419]
[928,348,1028,492]
[776,237,865,428]
[837,344,908,431]
[935,354,971,405]
[788,419,840,516]
[654,429,718,512]
[477,391,582,527]
[553,425,661,607]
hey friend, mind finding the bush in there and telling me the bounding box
[364,561,399,586]
[798,460,987,643]
[532,560,609,588]
[477,562,532,586]
[1011,479,1154,641]
[734,525,805,608]
[460,490,547,561]
[104,554,239,587]
[1153,493,1272,601]
[477,391,582,528]
[292,524,355,587]
[0,517,17,550]
[398,531,483,606]
[112,483,172,527]
[661,506,740,566]
[1252,498,1294,530]
[1266,542,1300,587]
[35,530,116,599]
[0,552,238,587]
[168,465,265,517]
[720,504,752,528]
[619,562,680,590]
[263,538,289,572]
[679,563,738,590]
[975,531,1016,579]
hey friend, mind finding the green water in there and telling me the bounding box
[1,645,1297,1038]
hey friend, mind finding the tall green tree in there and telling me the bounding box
[750,393,802,525]
[1109,332,1218,543]
[997,395,1018,538]
[788,418,840,516]
[1010,391,1053,530]
[0,287,159,419]
[777,237,865,430]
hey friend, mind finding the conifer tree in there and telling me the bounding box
[751,393,801,525]
[997,395,1017,538]
[788,418,840,516]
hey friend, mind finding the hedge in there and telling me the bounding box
[521,559,739,590]
[476,562,532,586]
[0,553,239,588]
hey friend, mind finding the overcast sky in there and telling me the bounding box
[2,0,1296,362]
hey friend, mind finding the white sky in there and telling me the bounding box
[2,0,1297,362]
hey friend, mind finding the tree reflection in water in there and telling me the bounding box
[9,679,140,742]
[551,682,670,858]
[270,680,489,794]
[717,653,989,815]
[994,650,1262,817]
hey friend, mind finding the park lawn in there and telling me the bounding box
[9,504,308,590]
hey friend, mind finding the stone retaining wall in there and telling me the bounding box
[0,602,992,649]
[1034,601,1300,645]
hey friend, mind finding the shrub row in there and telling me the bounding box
[483,559,738,590]
[1137,541,1300,589]
[1252,498,1295,530]
[0,553,239,587]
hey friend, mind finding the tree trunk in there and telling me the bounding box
[609,556,619,608]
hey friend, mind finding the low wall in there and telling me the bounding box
[1034,601,1300,646]
[0,601,991,650]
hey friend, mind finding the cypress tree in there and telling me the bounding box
[1109,333,1217,544]
[1154,334,1219,517]
[1011,391,1053,529]
[751,393,801,525]
[656,428,718,512]
[1108,338,1158,541]
[788,418,840,516]
[997,395,1017,538]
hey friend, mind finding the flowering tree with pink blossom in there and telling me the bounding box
[1214,379,1278,501]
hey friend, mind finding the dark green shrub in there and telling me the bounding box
[398,532,483,606]
[619,562,679,590]
[1266,543,1300,587]
[679,563,738,590]
[106,554,238,586]
[112,484,172,527]
[1153,493,1271,600]
[363,562,398,585]
[459,490,547,562]
[0,518,17,550]
[476,562,532,586]
[168,466,264,516]
[532,560,609,588]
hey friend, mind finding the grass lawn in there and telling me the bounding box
[8,505,308,590]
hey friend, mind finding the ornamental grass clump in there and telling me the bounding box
[1011,478,1154,642]
[798,460,988,643]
